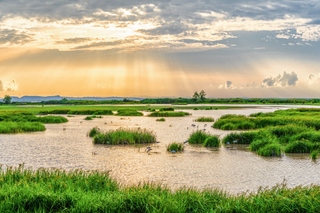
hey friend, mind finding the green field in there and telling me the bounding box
[0,105,242,114]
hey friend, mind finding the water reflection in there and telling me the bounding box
[0,106,319,194]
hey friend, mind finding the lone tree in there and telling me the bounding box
[192,91,199,102]
[199,90,206,102]
[3,95,11,104]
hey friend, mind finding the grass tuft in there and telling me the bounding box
[203,136,220,147]
[188,130,212,144]
[167,142,184,152]
[156,118,166,122]
[195,117,214,122]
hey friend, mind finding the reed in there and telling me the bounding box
[1,165,320,212]
[0,122,46,133]
[167,142,184,152]
[194,117,214,122]
[92,128,156,145]
[156,118,166,121]
[116,109,143,116]
[148,111,189,117]
[188,130,212,144]
[203,136,220,147]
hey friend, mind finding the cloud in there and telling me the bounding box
[219,81,236,89]
[0,29,34,46]
[306,73,320,84]
[0,79,19,92]
[55,37,94,44]
[262,71,298,87]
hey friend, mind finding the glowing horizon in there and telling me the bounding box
[1,1,320,98]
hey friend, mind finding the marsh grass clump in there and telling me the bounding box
[37,116,68,123]
[195,117,214,122]
[159,107,174,111]
[0,122,46,133]
[284,139,313,153]
[193,107,199,110]
[67,115,74,117]
[68,109,113,115]
[84,116,93,120]
[93,128,156,145]
[205,107,213,110]
[148,112,189,117]
[220,123,237,130]
[188,130,212,144]
[222,131,258,144]
[167,142,184,152]
[116,109,143,116]
[311,150,319,159]
[203,136,220,147]
[89,127,100,137]
[156,118,166,122]
[2,165,320,212]
[257,143,281,157]
[92,115,102,118]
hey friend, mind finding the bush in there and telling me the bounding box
[203,136,220,147]
[195,117,214,122]
[167,143,184,152]
[116,109,143,116]
[188,130,211,144]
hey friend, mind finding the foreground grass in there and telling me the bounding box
[1,165,320,212]
[90,127,156,145]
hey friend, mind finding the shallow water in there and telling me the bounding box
[1,105,320,194]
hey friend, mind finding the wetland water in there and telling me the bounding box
[1,106,320,194]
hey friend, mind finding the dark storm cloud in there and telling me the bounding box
[0,29,34,45]
[262,71,298,87]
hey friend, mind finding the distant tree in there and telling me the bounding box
[123,98,129,102]
[199,90,206,102]
[192,92,199,102]
[3,95,11,104]
[61,98,68,104]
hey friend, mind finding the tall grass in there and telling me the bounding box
[167,143,184,152]
[203,136,220,147]
[92,128,156,145]
[188,130,212,144]
[148,111,189,117]
[159,107,174,111]
[0,122,46,133]
[194,117,214,122]
[156,118,166,121]
[1,165,320,212]
[222,131,259,144]
[116,109,143,116]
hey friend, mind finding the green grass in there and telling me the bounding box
[0,105,241,115]
[222,131,259,144]
[194,117,214,122]
[92,128,156,145]
[1,165,320,212]
[193,107,199,110]
[0,122,46,133]
[167,142,184,152]
[116,109,143,116]
[88,127,100,137]
[311,150,319,159]
[188,130,212,144]
[203,136,220,147]
[84,116,93,120]
[148,112,190,117]
[156,118,166,122]
[159,107,174,111]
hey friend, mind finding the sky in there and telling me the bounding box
[0,0,320,98]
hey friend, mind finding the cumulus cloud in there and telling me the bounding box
[262,71,298,87]
[306,73,320,84]
[0,79,19,92]
[219,81,236,89]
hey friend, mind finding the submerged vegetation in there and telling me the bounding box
[0,111,67,133]
[90,127,156,145]
[1,165,320,212]
[167,142,184,152]
[195,117,214,122]
[148,111,190,117]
